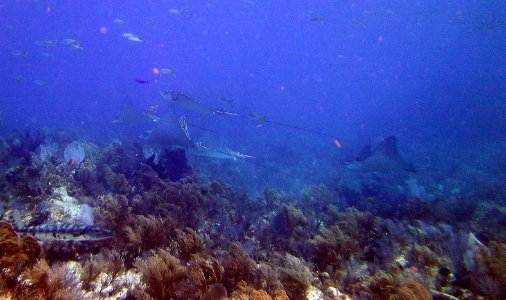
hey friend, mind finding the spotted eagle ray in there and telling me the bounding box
[164,90,341,144]
[160,90,240,116]
[345,136,416,173]
[147,107,254,161]
[113,97,159,124]
[147,107,194,148]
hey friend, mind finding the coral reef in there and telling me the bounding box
[201,284,228,300]
[39,142,58,161]
[15,259,82,299]
[222,242,258,292]
[274,253,313,300]
[134,248,219,299]
[7,128,45,162]
[43,186,91,224]
[365,271,431,300]
[0,221,42,292]
[0,133,504,299]
[231,281,273,300]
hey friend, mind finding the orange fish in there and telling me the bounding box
[409,265,419,272]
[69,159,76,168]
[334,139,342,148]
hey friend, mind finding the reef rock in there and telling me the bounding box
[325,287,352,300]
[305,286,323,300]
[473,202,506,239]
[42,186,93,224]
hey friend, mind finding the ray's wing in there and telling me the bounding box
[149,108,193,147]
[170,91,214,115]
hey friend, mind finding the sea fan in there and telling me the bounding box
[63,141,86,164]
[39,142,58,161]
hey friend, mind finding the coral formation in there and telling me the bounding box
[231,281,273,300]
[222,242,258,292]
[0,134,504,299]
[274,254,312,300]
[0,221,42,291]
[366,271,431,300]
[15,259,82,299]
[135,248,187,299]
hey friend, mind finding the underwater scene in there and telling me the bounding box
[0,1,505,299]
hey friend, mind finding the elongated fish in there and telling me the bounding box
[12,210,113,241]
[18,223,114,241]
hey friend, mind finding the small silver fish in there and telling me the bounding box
[128,36,144,43]
[168,8,182,15]
[310,17,325,24]
[159,68,176,75]
[60,38,79,45]
[70,43,84,50]
[12,50,28,57]
[14,75,26,82]
[248,113,267,122]
[113,18,125,24]
[122,32,143,42]
[35,40,57,47]
[34,80,48,87]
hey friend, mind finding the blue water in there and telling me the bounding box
[1,0,505,192]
